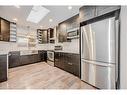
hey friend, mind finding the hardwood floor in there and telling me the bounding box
[0,62,96,89]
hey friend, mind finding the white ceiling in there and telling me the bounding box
[0,6,81,30]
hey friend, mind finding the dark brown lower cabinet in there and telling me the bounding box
[38,50,47,62]
[0,55,7,82]
[9,50,47,68]
[54,52,80,77]
[9,51,20,68]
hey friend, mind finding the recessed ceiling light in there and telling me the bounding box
[49,19,53,22]
[14,5,20,8]
[27,6,50,23]
[68,6,72,10]
[13,18,18,22]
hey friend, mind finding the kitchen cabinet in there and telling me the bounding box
[0,55,7,82]
[79,6,96,22]
[20,54,39,65]
[37,28,54,44]
[37,29,48,44]
[9,50,47,68]
[10,22,17,42]
[79,6,120,22]
[47,28,55,43]
[38,50,47,62]
[54,52,60,67]
[0,18,17,42]
[0,18,10,41]
[58,14,79,42]
[20,55,30,65]
[20,50,47,66]
[96,6,120,16]
[9,51,20,68]
[54,52,80,77]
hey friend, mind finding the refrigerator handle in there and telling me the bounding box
[115,19,120,89]
[81,27,84,59]
[81,27,83,57]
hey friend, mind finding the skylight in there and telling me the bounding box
[27,6,50,23]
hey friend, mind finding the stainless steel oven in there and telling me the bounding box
[47,51,54,66]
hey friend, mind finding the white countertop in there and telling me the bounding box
[55,50,79,54]
[0,51,8,55]
[0,49,79,55]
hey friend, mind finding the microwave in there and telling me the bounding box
[67,28,79,39]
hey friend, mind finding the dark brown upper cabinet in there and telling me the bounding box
[79,6,120,22]
[47,28,55,43]
[37,28,54,44]
[0,17,17,42]
[37,29,48,44]
[58,14,79,43]
[0,18,10,41]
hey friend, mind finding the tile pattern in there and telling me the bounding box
[0,62,95,89]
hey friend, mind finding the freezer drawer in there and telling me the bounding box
[81,59,115,89]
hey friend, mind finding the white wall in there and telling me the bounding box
[120,6,127,89]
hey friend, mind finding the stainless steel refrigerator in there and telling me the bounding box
[81,13,120,89]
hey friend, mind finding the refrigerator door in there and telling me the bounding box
[81,17,116,63]
[81,59,115,89]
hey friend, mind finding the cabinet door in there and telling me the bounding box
[79,6,96,22]
[20,55,30,65]
[59,53,65,69]
[9,51,20,68]
[62,53,74,74]
[96,6,120,16]
[38,50,44,61]
[0,19,10,41]
[31,54,38,63]
[58,31,67,42]
[37,30,48,44]
[0,55,7,82]
[66,14,79,31]
[73,54,80,77]
[58,22,67,43]
[54,52,60,67]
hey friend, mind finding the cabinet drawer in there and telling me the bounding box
[64,62,74,74]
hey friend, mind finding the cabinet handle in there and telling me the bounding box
[55,59,58,61]
[68,62,73,65]
[8,54,11,56]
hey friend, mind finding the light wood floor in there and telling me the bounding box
[0,62,95,89]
